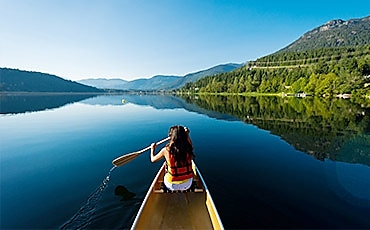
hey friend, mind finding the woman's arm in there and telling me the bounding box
[150,143,166,162]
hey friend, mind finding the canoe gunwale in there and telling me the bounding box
[130,163,164,229]
[130,160,224,230]
[195,162,224,229]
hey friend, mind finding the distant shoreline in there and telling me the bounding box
[0,92,107,96]
[0,91,164,96]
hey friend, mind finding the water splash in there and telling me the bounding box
[59,166,117,229]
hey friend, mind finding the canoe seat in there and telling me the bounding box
[153,181,203,193]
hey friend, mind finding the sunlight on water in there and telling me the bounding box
[325,159,370,203]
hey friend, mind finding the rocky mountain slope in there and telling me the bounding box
[278,15,370,52]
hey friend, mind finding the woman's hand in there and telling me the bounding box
[150,143,165,163]
[150,143,156,151]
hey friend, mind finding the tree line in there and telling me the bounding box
[182,45,370,99]
[0,68,103,93]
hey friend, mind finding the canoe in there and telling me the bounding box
[131,161,224,230]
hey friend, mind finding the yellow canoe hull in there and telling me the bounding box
[131,161,224,230]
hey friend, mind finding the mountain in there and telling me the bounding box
[169,63,243,89]
[0,68,102,93]
[279,15,370,52]
[183,16,370,98]
[124,75,182,90]
[78,78,128,89]
[78,75,182,90]
[78,63,242,90]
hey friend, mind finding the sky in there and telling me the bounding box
[1,0,369,81]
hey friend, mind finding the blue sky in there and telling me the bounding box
[1,0,369,81]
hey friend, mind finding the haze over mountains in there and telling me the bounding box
[78,63,242,90]
[1,15,369,93]
[0,63,242,92]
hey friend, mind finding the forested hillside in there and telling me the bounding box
[182,16,370,99]
[0,68,102,93]
[183,45,370,98]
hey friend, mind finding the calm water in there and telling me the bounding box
[1,94,370,229]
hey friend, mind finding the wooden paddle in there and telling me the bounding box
[112,137,170,167]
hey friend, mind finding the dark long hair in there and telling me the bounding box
[166,125,194,166]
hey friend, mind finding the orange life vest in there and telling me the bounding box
[166,153,194,182]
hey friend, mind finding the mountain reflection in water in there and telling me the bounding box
[1,93,370,229]
[181,94,370,167]
[1,93,369,167]
[0,93,97,114]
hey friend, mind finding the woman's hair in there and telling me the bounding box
[166,125,194,166]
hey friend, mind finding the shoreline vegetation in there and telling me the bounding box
[0,91,361,99]
[181,45,370,102]
[2,45,370,108]
[173,92,370,108]
[0,90,367,99]
[0,90,361,100]
[174,91,358,99]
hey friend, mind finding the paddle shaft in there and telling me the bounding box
[136,137,170,155]
[112,137,170,167]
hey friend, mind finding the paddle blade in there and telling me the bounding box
[112,152,140,167]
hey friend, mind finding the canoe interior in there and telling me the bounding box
[132,162,223,230]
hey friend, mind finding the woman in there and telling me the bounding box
[150,125,195,191]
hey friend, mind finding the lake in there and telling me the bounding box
[1,93,370,229]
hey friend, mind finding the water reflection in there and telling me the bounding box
[81,94,239,121]
[2,93,369,167]
[1,94,237,121]
[0,93,98,114]
[181,94,370,166]
[1,93,369,229]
